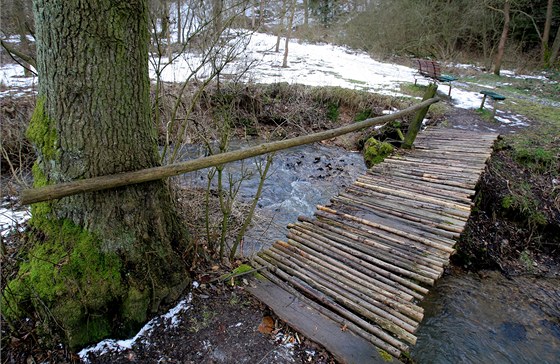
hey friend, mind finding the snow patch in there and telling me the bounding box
[0,207,30,237]
[79,295,192,362]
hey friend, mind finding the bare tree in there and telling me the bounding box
[550,22,560,66]
[542,0,554,63]
[493,0,511,75]
[283,0,297,67]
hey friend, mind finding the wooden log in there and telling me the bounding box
[286,227,422,301]
[247,279,401,363]
[344,186,470,223]
[291,220,429,297]
[19,97,440,205]
[403,83,437,149]
[384,156,487,171]
[272,240,424,320]
[389,171,478,190]
[333,194,462,237]
[367,170,475,195]
[317,207,450,269]
[357,174,472,204]
[366,170,475,196]
[301,214,438,284]
[325,202,459,249]
[301,210,450,264]
[260,249,418,345]
[251,256,407,356]
[316,206,456,254]
[303,211,446,277]
[269,244,420,331]
[309,210,450,270]
[353,181,472,212]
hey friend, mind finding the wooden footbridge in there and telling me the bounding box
[248,127,500,363]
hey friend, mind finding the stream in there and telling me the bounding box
[177,141,366,255]
[179,141,560,363]
[412,270,560,363]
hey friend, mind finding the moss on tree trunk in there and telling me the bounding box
[2,0,190,349]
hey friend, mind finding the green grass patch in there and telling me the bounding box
[399,83,427,98]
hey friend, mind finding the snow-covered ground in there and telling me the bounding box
[0,200,31,237]
[2,31,552,118]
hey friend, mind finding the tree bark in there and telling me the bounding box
[177,0,182,43]
[549,16,560,67]
[493,0,510,76]
[282,0,296,68]
[213,0,224,35]
[276,0,287,52]
[304,0,309,26]
[542,0,554,63]
[16,0,190,348]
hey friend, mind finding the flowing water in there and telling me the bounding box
[178,142,560,363]
[177,141,366,254]
[412,270,560,364]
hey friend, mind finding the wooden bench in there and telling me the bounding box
[413,59,458,97]
[479,90,506,119]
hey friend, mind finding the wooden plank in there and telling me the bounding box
[248,280,403,364]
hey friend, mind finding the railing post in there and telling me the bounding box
[402,83,438,149]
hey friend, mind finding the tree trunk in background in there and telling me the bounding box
[542,0,554,63]
[164,0,172,59]
[213,0,224,35]
[252,0,257,28]
[304,0,309,26]
[259,0,266,28]
[550,23,560,66]
[19,0,190,349]
[493,0,510,76]
[14,0,32,76]
[283,0,296,67]
[177,0,182,43]
[276,0,287,52]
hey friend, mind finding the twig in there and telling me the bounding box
[210,265,268,283]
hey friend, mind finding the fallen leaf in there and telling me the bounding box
[340,324,348,332]
[258,316,275,334]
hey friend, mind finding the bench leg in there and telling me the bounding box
[447,84,452,97]
[479,94,487,110]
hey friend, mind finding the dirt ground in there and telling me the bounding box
[79,279,336,364]
[1,264,337,364]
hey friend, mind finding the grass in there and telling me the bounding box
[461,72,560,103]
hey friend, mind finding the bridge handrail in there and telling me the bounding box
[20,97,439,205]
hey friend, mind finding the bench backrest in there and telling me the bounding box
[415,59,442,79]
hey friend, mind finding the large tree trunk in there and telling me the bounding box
[7,0,190,349]
[493,0,510,76]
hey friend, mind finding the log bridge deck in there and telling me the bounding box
[247,127,500,363]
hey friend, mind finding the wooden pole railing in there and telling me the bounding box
[20,97,439,205]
